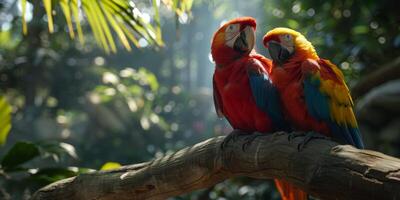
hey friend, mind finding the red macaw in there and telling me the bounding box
[211,18,307,200]
[262,27,364,149]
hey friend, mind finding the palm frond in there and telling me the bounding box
[21,0,27,35]
[59,0,75,38]
[20,0,192,52]
[152,0,162,45]
[162,0,193,17]
[70,0,84,43]
[43,0,54,33]
[0,96,12,146]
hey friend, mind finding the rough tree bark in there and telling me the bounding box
[31,131,400,200]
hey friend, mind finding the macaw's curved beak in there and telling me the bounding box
[233,26,255,53]
[267,41,292,65]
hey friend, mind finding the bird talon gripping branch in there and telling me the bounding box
[220,130,247,150]
[287,131,306,142]
[241,132,265,151]
[296,131,330,151]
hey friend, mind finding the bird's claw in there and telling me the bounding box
[242,132,265,151]
[221,130,247,150]
[287,131,306,142]
[221,130,265,151]
[297,131,330,151]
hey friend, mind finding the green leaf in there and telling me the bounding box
[101,2,131,51]
[70,0,84,44]
[152,0,163,45]
[0,96,12,145]
[352,25,369,35]
[119,24,140,47]
[92,1,117,53]
[36,141,78,162]
[59,0,75,38]
[43,0,54,33]
[286,19,299,29]
[100,162,121,170]
[182,0,194,12]
[1,142,40,170]
[128,85,143,96]
[139,68,159,91]
[29,167,95,185]
[82,0,109,53]
[104,1,158,46]
[29,167,78,184]
[172,0,179,10]
[20,0,192,52]
[21,0,27,35]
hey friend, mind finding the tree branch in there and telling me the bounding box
[31,131,400,200]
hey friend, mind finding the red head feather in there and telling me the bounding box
[211,17,256,66]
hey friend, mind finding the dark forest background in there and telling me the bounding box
[0,0,399,199]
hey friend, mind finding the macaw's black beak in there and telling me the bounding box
[233,31,248,53]
[268,41,292,65]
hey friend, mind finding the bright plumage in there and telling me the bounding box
[212,17,286,133]
[211,18,307,200]
[262,27,364,149]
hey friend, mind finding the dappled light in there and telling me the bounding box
[0,0,399,199]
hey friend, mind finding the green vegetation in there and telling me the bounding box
[0,0,398,199]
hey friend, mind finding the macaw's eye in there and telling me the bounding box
[284,34,292,41]
[225,24,240,33]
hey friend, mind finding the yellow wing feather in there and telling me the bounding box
[318,60,357,127]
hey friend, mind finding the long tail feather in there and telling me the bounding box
[274,179,308,200]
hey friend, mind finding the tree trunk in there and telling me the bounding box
[31,131,400,200]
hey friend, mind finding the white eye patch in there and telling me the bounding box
[279,34,295,53]
[225,24,240,33]
[282,34,292,41]
[224,24,241,48]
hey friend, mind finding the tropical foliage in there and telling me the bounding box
[19,0,194,52]
[0,0,398,199]
[0,96,11,145]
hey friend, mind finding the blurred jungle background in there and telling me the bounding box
[0,0,399,199]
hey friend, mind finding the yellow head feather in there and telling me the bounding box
[263,27,319,60]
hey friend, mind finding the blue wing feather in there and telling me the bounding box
[248,69,289,131]
[303,77,330,121]
[327,122,364,149]
[303,75,364,149]
[350,127,364,149]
